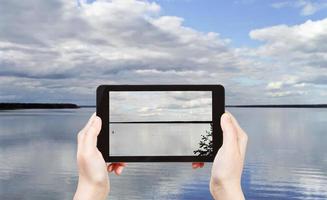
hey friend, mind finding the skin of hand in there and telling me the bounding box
[74,113,126,200]
[192,112,248,200]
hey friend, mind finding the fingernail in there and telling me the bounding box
[94,116,101,122]
[90,112,96,121]
[116,168,122,175]
[223,113,231,122]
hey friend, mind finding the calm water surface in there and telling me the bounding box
[0,108,327,199]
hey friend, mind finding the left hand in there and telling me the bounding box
[74,113,126,200]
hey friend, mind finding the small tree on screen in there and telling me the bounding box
[193,124,213,156]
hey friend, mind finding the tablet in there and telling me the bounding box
[96,85,224,162]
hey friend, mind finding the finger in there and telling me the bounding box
[220,112,238,147]
[107,164,114,172]
[192,163,200,169]
[84,116,102,148]
[81,113,96,134]
[77,113,96,150]
[117,162,127,167]
[114,166,124,175]
[228,112,248,156]
[108,163,125,172]
[192,162,204,169]
[110,163,126,168]
[227,111,246,140]
[77,131,84,150]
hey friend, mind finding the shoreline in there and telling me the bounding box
[0,103,80,110]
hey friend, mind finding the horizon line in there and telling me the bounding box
[1,103,327,108]
[109,121,212,124]
[80,104,327,108]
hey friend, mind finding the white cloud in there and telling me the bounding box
[266,81,284,90]
[271,0,327,16]
[299,0,319,15]
[0,0,326,104]
[250,18,327,75]
[249,18,327,103]
[250,19,327,56]
[267,90,307,97]
[0,0,253,104]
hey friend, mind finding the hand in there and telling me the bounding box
[74,113,126,200]
[192,112,248,200]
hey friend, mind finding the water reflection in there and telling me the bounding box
[110,123,210,156]
[0,108,326,199]
[234,108,327,199]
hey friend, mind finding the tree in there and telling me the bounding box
[193,124,213,156]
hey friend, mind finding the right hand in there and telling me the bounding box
[192,112,248,200]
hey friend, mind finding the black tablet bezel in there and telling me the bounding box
[96,85,224,162]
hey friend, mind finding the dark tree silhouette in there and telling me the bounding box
[193,124,213,156]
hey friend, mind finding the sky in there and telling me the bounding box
[0,0,327,105]
[109,91,212,121]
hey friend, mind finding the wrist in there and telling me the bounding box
[210,180,244,200]
[74,178,109,200]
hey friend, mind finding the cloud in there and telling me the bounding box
[0,0,253,104]
[271,0,327,16]
[249,18,327,102]
[266,81,283,90]
[109,91,212,121]
[0,0,326,104]
[250,18,327,57]
[267,90,307,97]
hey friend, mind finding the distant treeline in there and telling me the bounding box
[0,103,80,110]
[226,104,327,108]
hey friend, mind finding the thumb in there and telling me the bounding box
[220,112,237,147]
[84,116,102,148]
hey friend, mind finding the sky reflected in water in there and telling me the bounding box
[0,108,327,199]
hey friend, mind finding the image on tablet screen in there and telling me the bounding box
[109,91,213,157]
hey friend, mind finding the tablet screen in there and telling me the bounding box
[109,91,212,157]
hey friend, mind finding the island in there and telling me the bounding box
[0,103,80,110]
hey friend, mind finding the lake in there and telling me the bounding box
[0,108,327,199]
